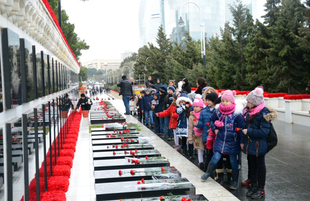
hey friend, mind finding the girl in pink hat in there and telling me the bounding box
[201,90,245,190]
[188,94,205,162]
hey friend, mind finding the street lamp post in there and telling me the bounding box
[178,2,206,73]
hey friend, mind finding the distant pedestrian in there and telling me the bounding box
[181,78,191,94]
[195,77,208,95]
[117,75,133,115]
[145,76,154,88]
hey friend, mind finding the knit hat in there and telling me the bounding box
[176,93,192,106]
[193,96,204,108]
[214,96,221,105]
[168,86,175,92]
[205,92,218,103]
[188,93,197,102]
[172,91,180,100]
[145,88,151,93]
[246,87,264,106]
[221,90,236,104]
[159,87,167,94]
[154,91,160,98]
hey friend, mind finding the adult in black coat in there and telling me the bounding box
[117,75,133,115]
[195,77,208,95]
[181,78,191,94]
[59,93,73,111]
[76,93,92,110]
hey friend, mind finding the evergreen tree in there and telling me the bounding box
[266,0,306,93]
[229,0,254,89]
[263,0,281,26]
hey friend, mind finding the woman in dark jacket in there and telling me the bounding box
[241,87,277,199]
[181,78,191,94]
[194,77,208,95]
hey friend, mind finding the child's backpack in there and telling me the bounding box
[266,123,277,153]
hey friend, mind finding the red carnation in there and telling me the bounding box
[121,138,124,141]
[141,178,145,183]
[135,160,140,164]
[115,145,118,149]
[160,196,165,200]
[131,139,134,142]
[161,167,166,172]
[206,122,210,126]
[193,118,197,121]
[113,151,116,155]
[130,170,136,175]
[235,128,241,131]
[145,156,149,160]
[124,150,127,154]
[119,170,122,175]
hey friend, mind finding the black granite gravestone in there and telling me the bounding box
[93,149,161,160]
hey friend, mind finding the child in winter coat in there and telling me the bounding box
[136,91,145,122]
[241,87,277,199]
[195,92,218,170]
[175,93,192,156]
[201,90,245,190]
[188,95,205,163]
[163,86,175,140]
[141,88,154,128]
[151,92,162,135]
[156,91,180,148]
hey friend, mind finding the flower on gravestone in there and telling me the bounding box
[115,145,118,149]
[107,146,109,148]
[130,170,136,175]
[130,139,134,142]
[141,178,145,183]
[124,150,127,154]
[165,180,167,183]
[135,149,138,153]
[106,135,110,138]
[121,138,124,142]
[126,138,129,142]
[145,156,149,160]
[160,196,165,200]
[161,167,166,172]
[112,145,115,148]
[137,181,141,184]
[113,151,116,155]
[137,139,139,142]
[119,170,122,175]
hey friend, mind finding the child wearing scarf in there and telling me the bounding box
[188,95,205,161]
[201,90,245,190]
[241,87,277,199]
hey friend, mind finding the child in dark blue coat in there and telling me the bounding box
[201,90,245,190]
[241,87,277,199]
[141,88,154,128]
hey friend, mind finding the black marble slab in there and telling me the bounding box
[94,157,170,171]
[92,134,141,141]
[93,149,161,160]
[92,139,140,146]
[108,194,208,201]
[91,127,136,132]
[92,144,154,152]
[90,118,126,125]
[91,131,139,136]
[95,166,180,183]
[95,178,195,200]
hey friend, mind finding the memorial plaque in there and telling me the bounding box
[95,166,180,183]
[92,144,154,153]
[92,134,141,141]
[91,130,139,136]
[93,149,161,160]
[108,194,208,201]
[94,157,170,171]
[92,139,140,146]
[95,178,195,200]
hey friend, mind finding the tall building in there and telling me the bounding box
[82,59,122,71]
[139,0,260,46]
[121,51,134,60]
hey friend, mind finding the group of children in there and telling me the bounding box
[135,81,276,199]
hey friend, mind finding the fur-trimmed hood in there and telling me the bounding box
[263,107,278,122]
[176,96,192,106]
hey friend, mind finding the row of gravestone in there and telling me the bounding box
[89,101,126,124]
[91,125,208,201]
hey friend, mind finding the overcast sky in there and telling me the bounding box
[61,0,266,63]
